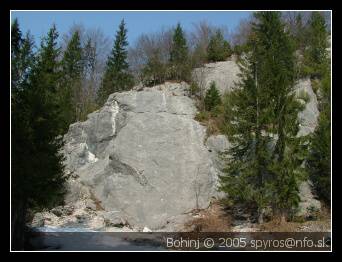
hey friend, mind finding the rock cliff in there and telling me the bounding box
[31,61,321,231]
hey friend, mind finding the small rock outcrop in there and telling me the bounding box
[192,59,241,95]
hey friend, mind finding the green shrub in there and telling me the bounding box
[297,89,311,104]
[195,111,210,122]
[233,44,248,56]
[189,82,200,97]
[211,104,223,117]
[311,79,320,95]
[204,82,222,111]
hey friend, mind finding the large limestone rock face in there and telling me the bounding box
[192,59,241,95]
[61,82,220,230]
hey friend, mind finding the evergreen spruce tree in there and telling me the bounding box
[11,19,22,54]
[303,12,329,78]
[62,31,83,80]
[254,11,307,222]
[60,30,83,127]
[23,24,66,206]
[204,81,221,111]
[11,24,66,249]
[11,18,22,90]
[11,19,36,249]
[97,19,134,105]
[11,19,35,92]
[220,49,274,223]
[293,13,307,52]
[301,12,331,204]
[169,23,190,81]
[220,12,307,223]
[307,63,331,203]
[207,30,231,62]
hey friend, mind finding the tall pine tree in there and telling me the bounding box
[11,18,22,90]
[60,30,84,128]
[11,18,35,92]
[169,23,190,81]
[12,23,66,249]
[220,12,307,223]
[306,55,331,204]
[301,11,331,205]
[12,19,36,249]
[220,49,274,223]
[303,12,329,78]
[23,24,66,206]
[97,19,134,105]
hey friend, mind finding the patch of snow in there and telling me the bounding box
[143,227,152,232]
[88,150,98,163]
[109,101,119,136]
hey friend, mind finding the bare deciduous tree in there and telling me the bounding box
[61,23,111,120]
[128,28,173,84]
[230,17,253,47]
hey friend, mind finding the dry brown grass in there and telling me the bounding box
[183,201,330,233]
[184,201,232,232]
[195,111,224,137]
[259,206,331,232]
[90,191,104,211]
[206,118,222,136]
[259,219,331,232]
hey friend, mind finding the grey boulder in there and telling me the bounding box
[61,82,220,230]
